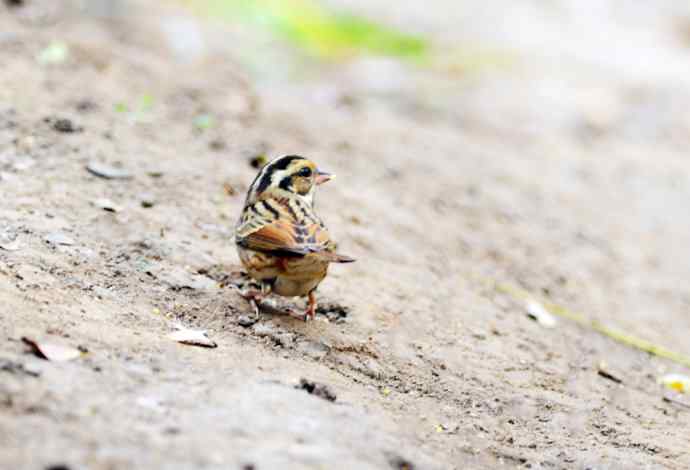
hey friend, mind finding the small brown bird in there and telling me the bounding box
[235,155,354,320]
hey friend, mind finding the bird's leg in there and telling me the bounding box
[239,288,262,318]
[305,290,318,320]
[285,308,308,322]
[281,296,309,321]
[239,282,272,319]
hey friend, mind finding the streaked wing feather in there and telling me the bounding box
[236,198,354,263]
[236,221,307,256]
[236,213,330,257]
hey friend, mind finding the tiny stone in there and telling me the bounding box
[295,378,337,402]
[209,139,226,151]
[92,198,121,212]
[45,465,71,470]
[75,99,97,112]
[238,315,257,328]
[252,323,276,337]
[249,155,267,169]
[86,161,132,180]
[140,193,156,208]
[52,118,80,133]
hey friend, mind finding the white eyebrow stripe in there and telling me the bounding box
[246,159,280,202]
[244,155,307,204]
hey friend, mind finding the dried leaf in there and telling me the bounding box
[22,337,82,362]
[168,328,217,348]
[526,300,557,328]
[222,182,236,196]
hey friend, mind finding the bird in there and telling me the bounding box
[235,154,355,321]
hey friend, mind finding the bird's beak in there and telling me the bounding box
[315,170,335,185]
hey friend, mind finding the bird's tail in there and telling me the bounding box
[311,251,356,263]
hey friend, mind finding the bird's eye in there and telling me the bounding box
[298,167,312,177]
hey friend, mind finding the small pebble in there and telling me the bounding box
[86,161,132,180]
[238,315,257,328]
[92,198,121,212]
[249,155,267,169]
[52,118,80,133]
[45,232,75,246]
[140,193,156,208]
[295,378,337,402]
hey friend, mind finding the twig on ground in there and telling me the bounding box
[473,274,690,370]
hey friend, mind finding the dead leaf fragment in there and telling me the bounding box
[22,337,82,362]
[168,328,217,348]
[222,181,236,196]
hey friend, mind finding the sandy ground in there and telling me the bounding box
[2,1,690,469]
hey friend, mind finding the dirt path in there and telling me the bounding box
[2,2,690,469]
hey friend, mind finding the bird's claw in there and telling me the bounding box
[285,308,309,322]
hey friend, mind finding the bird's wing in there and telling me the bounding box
[236,199,337,258]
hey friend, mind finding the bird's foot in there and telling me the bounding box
[238,288,263,319]
[284,307,309,322]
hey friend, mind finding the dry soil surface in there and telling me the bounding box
[2,1,690,469]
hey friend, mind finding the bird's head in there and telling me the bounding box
[245,155,334,206]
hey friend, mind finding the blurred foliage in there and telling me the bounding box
[183,0,428,60]
[193,114,215,130]
[37,41,69,65]
[114,95,155,121]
